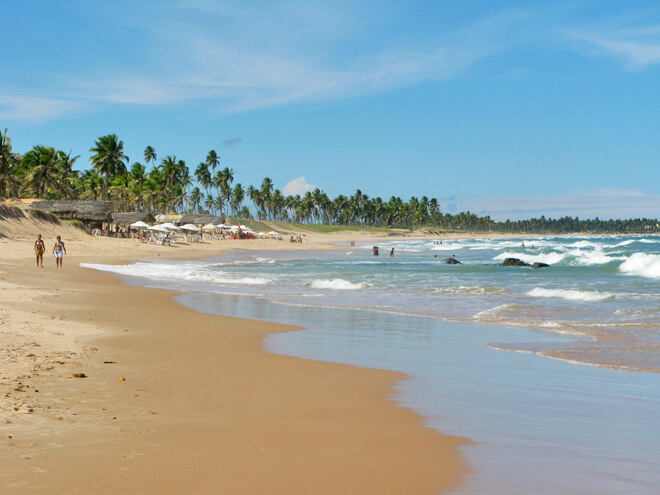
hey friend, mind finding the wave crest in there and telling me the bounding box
[528,287,614,302]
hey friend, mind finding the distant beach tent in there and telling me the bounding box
[129,220,151,229]
[179,224,200,232]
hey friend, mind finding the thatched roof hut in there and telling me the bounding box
[29,201,113,223]
[112,212,156,226]
[178,214,225,226]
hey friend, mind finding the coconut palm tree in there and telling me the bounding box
[0,128,21,199]
[89,134,129,200]
[144,146,157,166]
[206,150,220,172]
[195,162,212,194]
[230,183,245,216]
[22,145,72,198]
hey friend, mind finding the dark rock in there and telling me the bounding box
[501,258,530,267]
[442,257,462,264]
[532,262,550,269]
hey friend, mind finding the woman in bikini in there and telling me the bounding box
[34,234,45,267]
[53,235,66,270]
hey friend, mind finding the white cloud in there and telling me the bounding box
[571,33,660,70]
[0,95,80,122]
[2,3,518,122]
[451,190,660,221]
[282,176,316,197]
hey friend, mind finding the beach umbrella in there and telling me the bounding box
[148,224,169,232]
[267,231,280,236]
[179,224,200,231]
[202,223,217,231]
[130,221,150,229]
[159,222,181,230]
[218,224,231,230]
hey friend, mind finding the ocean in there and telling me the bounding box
[83,234,660,494]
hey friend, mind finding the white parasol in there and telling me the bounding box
[130,221,150,229]
[159,222,181,231]
[148,224,169,232]
[179,224,200,232]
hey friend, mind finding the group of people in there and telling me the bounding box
[34,234,66,269]
[372,246,395,257]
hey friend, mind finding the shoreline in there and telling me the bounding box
[1,231,470,493]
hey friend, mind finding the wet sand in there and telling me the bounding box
[1,220,471,493]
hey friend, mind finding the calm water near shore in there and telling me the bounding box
[83,234,660,494]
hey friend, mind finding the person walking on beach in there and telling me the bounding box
[34,234,45,267]
[53,236,66,269]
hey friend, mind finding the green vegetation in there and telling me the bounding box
[0,129,657,234]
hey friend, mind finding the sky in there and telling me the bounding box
[2,0,660,221]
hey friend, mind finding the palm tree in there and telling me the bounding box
[144,146,157,166]
[189,187,203,213]
[89,134,129,200]
[204,193,215,215]
[0,128,21,199]
[195,162,212,194]
[230,183,245,215]
[206,150,220,172]
[22,145,72,198]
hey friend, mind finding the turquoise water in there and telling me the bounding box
[82,234,660,494]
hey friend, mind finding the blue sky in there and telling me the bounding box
[3,0,660,220]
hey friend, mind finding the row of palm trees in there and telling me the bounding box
[1,129,657,232]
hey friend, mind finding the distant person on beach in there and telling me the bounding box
[521,242,525,248]
[34,234,45,267]
[53,235,66,269]
[373,246,379,256]
[390,248,394,257]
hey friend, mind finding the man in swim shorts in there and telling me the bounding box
[53,235,66,269]
[34,234,45,267]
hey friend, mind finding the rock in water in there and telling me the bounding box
[532,262,550,269]
[442,257,462,264]
[501,258,530,267]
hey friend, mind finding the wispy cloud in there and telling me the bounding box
[452,190,660,221]
[0,94,80,122]
[223,137,242,148]
[2,2,521,121]
[569,23,660,70]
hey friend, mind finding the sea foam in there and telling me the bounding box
[311,278,368,290]
[81,262,270,285]
[619,253,660,279]
[528,287,614,302]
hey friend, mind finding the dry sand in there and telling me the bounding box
[0,210,484,493]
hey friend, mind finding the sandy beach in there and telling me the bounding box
[1,211,475,494]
